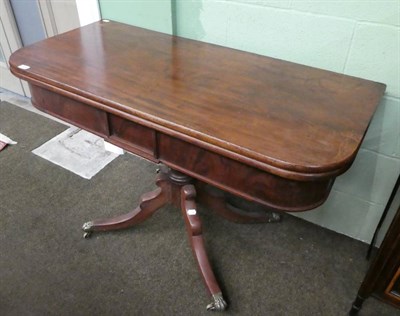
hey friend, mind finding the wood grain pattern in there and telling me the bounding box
[108,114,155,156]
[27,84,334,211]
[157,133,334,211]
[9,20,385,180]
[30,84,109,136]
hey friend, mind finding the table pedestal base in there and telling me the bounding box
[82,166,281,311]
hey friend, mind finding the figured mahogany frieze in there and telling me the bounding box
[157,133,334,212]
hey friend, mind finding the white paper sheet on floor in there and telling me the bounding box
[32,127,122,179]
[0,132,17,151]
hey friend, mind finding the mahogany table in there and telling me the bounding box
[10,20,385,311]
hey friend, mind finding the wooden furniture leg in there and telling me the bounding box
[82,166,282,311]
[349,295,365,315]
[198,183,281,224]
[82,173,169,238]
[181,185,227,311]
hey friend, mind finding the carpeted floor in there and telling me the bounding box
[0,100,399,316]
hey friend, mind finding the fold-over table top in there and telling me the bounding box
[10,21,385,177]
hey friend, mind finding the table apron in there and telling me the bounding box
[30,84,334,212]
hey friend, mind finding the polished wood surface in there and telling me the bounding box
[9,20,386,212]
[26,84,334,211]
[9,20,385,180]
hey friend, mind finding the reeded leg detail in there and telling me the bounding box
[198,184,281,224]
[181,185,227,311]
[82,173,169,237]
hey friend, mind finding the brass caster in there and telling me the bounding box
[82,221,94,239]
[206,293,227,312]
[268,212,282,223]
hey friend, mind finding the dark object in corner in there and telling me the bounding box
[350,173,400,315]
[367,174,400,259]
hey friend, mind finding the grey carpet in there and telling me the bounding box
[0,101,398,316]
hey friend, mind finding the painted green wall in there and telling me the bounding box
[177,0,400,244]
[99,0,173,34]
[99,0,400,244]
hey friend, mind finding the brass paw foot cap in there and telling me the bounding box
[206,293,227,312]
[82,221,94,232]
